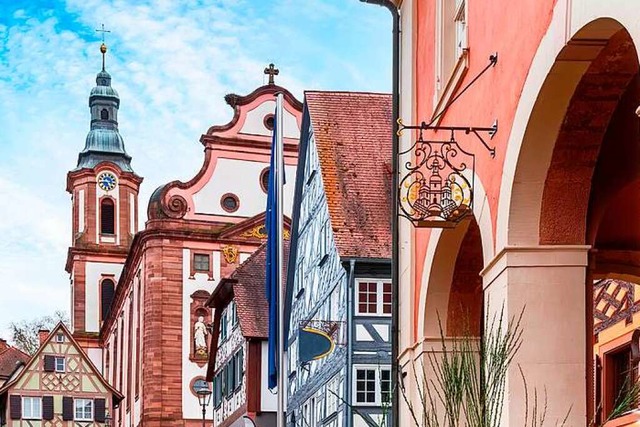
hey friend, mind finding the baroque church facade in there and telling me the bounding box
[65,44,302,426]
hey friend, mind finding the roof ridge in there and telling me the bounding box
[305,90,391,97]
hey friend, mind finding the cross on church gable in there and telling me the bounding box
[264,63,279,85]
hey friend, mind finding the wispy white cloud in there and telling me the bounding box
[0,0,391,340]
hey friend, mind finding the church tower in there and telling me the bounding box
[66,41,142,356]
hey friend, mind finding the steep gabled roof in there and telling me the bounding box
[206,240,290,381]
[0,345,29,382]
[305,91,392,259]
[0,323,123,402]
[208,240,290,340]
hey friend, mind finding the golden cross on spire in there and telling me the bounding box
[96,24,111,71]
[264,63,279,85]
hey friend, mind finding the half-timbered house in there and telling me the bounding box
[285,91,392,427]
[0,323,122,427]
[206,241,290,427]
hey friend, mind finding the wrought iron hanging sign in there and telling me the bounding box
[397,54,499,228]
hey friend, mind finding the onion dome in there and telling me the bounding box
[75,43,133,172]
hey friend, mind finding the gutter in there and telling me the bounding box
[346,259,356,427]
[358,2,400,427]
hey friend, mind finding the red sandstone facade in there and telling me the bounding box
[67,65,302,426]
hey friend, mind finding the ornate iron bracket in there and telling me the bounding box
[396,54,499,228]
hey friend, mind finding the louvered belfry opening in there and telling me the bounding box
[101,279,115,321]
[100,198,115,235]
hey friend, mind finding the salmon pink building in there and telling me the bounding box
[65,47,302,427]
[384,0,640,425]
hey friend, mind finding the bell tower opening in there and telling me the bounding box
[100,198,115,235]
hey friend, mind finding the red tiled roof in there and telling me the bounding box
[0,346,30,381]
[231,240,290,339]
[305,91,392,259]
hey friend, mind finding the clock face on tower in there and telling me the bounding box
[98,172,117,192]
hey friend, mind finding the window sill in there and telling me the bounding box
[432,49,469,125]
[604,410,640,427]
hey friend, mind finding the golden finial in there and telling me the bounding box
[96,24,111,71]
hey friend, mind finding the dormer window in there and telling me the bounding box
[101,108,109,120]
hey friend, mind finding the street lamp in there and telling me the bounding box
[242,415,257,427]
[196,382,212,427]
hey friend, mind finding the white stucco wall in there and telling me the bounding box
[87,348,103,374]
[192,159,296,218]
[84,261,124,333]
[261,340,278,412]
[240,100,300,140]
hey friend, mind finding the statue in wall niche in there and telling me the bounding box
[194,316,209,357]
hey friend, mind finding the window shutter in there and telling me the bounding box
[94,398,106,422]
[228,357,236,394]
[221,367,227,396]
[9,395,21,420]
[62,397,73,421]
[238,348,244,383]
[44,355,55,372]
[42,396,54,420]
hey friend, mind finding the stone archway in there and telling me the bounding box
[491,18,640,426]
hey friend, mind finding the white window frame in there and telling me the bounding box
[433,0,469,119]
[22,396,42,420]
[55,333,65,343]
[54,356,65,373]
[352,365,391,406]
[74,398,93,421]
[355,279,392,316]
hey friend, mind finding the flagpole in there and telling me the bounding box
[275,92,286,427]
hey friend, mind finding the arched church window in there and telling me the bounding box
[101,108,109,120]
[101,279,115,321]
[100,198,115,235]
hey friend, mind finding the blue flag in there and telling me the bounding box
[265,108,279,390]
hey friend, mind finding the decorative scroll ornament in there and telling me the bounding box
[221,245,239,264]
[240,224,290,240]
[397,121,497,228]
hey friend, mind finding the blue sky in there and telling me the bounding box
[0,0,391,339]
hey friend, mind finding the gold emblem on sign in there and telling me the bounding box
[240,224,290,240]
[222,245,239,264]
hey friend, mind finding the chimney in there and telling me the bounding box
[0,338,8,352]
[38,329,50,347]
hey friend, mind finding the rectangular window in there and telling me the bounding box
[354,366,391,405]
[55,333,65,343]
[235,348,244,390]
[356,369,377,403]
[55,357,65,373]
[606,345,635,414]
[23,397,42,420]
[220,311,228,341]
[326,375,340,415]
[356,280,392,316]
[74,399,93,421]
[454,0,467,58]
[194,254,210,272]
[381,369,391,403]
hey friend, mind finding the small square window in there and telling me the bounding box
[55,333,65,343]
[74,398,93,421]
[55,357,65,373]
[23,397,42,420]
[194,254,210,272]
